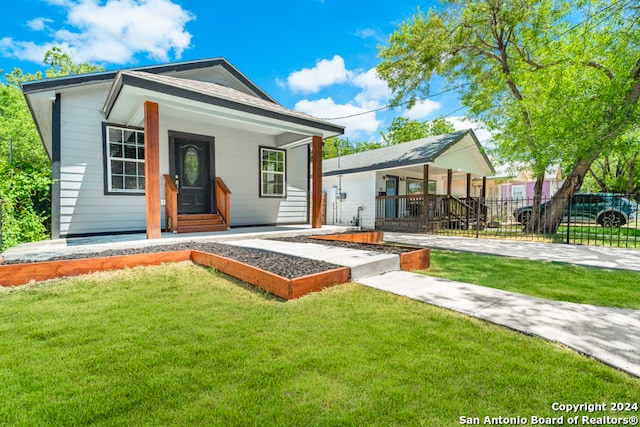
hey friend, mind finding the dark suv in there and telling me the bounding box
[514,193,638,227]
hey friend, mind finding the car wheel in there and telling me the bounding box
[518,211,532,226]
[597,211,625,227]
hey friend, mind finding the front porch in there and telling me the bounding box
[375,194,487,231]
[375,165,489,232]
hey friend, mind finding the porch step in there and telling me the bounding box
[177,213,227,233]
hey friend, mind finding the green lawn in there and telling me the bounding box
[419,250,640,309]
[1,262,638,426]
[433,225,640,248]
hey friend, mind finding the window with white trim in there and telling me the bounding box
[260,147,286,197]
[106,126,145,193]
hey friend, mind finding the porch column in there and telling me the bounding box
[481,176,487,199]
[447,169,453,196]
[423,164,429,226]
[466,173,472,198]
[311,135,323,228]
[144,101,161,239]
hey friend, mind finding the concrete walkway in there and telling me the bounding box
[359,271,640,378]
[384,232,640,271]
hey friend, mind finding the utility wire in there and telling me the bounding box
[319,0,634,122]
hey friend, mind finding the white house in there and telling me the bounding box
[22,58,344,239]
[322,130,495,231]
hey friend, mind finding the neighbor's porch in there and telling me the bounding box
[374,164,488,232]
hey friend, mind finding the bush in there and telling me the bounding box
[0,162,51,251]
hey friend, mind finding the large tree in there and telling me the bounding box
[583,127,640,199]
[377,0,640,232]
[0,48,103,249]
[380,117,455,145]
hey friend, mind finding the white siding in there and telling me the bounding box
[322,171,375,229]
[277,145,308,224]
[57,87,311,236]
[59,84,146,236]
[159,116,309,226]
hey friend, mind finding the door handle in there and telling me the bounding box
[175,174,180,189]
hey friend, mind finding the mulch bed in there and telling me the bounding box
[3,241,341,280]
[270,235,415,255]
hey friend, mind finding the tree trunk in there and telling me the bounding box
[525,175,545,233]
[627,151,638,198]
[539,158,594,233]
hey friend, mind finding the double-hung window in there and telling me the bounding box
[105,125,145,194]
[260,147,286,197]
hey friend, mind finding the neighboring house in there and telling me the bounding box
[22,58,344,239]
[322,129,495,231]
[487,164,562,202]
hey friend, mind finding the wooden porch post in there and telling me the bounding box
[481,176,487,199]
[466,173,472,199]
[144,101,161,239]
[447,169,452,196]
[312,135,323,228]
[423,164,429,227]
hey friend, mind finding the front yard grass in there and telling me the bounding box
[1,262,638,426]
[418,250,640,309]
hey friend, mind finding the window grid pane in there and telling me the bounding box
[260,148,286,196]
[107,126,145,193]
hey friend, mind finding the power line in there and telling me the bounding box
[319,0,634,122]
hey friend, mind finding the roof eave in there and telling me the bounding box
[105,72,344,136]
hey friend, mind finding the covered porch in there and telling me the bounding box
[375,164,488,232]
[105,70,343,239]
[322,129,495,231]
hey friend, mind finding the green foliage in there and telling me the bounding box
[0,78,51,250]
[582,128,640,199]
[0,162,51,250]
[4,47,104,87]
[0,47,104,250]
[324,117,455,159]
[377,0,640,210]
[380,116,455,145]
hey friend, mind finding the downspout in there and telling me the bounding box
[51,93,62,239]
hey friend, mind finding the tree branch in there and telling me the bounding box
[585,61,615,80]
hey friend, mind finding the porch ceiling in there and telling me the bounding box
[104,71,344,145]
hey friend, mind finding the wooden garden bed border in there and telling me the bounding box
[0,250,350,300]
[309,231,430,271]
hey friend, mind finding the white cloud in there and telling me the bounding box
[286,61,392,139]
[352,68,392,108]
[3,0,194,65]
[295,98,381,139]
[448,116,494,145]
[287,55,352,94]
[404,99,442,120]
[27,17,54,31]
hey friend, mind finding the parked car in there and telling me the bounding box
[513,193,638,227]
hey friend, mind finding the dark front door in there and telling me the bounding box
[173,136,214,214]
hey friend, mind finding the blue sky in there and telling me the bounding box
[0,0,488,142]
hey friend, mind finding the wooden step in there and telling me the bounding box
[176,213,227,233]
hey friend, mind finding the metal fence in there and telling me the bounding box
[375,193,640,248]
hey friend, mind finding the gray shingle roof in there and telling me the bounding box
[323,129,472,176]
[113,70,344,134]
